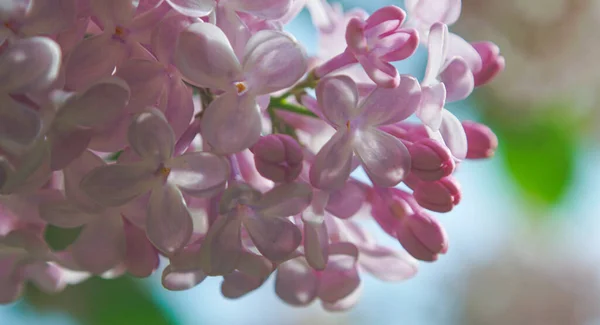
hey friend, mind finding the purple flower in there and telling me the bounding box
[315,6,419,88]
[310,75,421,190]
[199,181,311,275]
[80,109,230,255]
[176,22,308,154]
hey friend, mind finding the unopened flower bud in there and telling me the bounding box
[409,139,455,181]
[413,176,461,213]
[463,121,498,159]
[396,211,448,262]
[369,187,448,261]
[251,134,303,183]
[472,41,505,87]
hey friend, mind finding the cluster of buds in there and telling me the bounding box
[0,0,503,309]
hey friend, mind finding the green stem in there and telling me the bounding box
[273,71,319,102]
[269,101,318,118]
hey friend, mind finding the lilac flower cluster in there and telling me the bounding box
[0,0,503,309]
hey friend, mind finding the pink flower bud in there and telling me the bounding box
[369,187,448,261]
[251,134,303,183]
[471,41,505,87]
[413,176,461,213]
[409,139,455,181]
[396,211,448,262]
[463,121,498,159]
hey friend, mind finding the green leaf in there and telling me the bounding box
[24,276,179,325]
[44,225,82,251]
[483,101,577,206]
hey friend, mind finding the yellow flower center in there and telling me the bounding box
[158,166,171,178]
[114,26,126,38]
[235,82,247,94]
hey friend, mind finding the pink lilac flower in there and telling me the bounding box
[275,242,361,310]
[0,37,61,154]
[175,22,308,154]
[199,181,311,275]
[310,74,421,190]
[417,23,472,159]
[314,6,419,88]
[80,109,230,255]
[41,77,130,170]
[370,187,448,261]
[462,121,498,159]
[0,0,504,309]
[64,0,168,90]
[0,0,77,42]
[0,228,70,303]
[251,134,303,183]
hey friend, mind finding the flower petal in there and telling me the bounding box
[316,75,360,128]
[405,0,461,26]
[354,128,410,187]
[175,22,241,90]
[423,22,448,85]
[200,92,262,155]
[309,129,354,191]
[357,54,399,88]
[0,97,41,154]
[20,0,77,36]
[440,57,474,102]
[447,32,482,74]
[359,74,421,127]
[199,214,242,276]
[128,109,175,162]
[275,258,318,306]
[255,182,312,218]
[0,37,61,93]
[89,0,138,27]
[0,274,23,304]
[221,253,272,298]
[146,183,193,255]
[124,219,159,278]
[167,152,230,198]
[243,30,307,94]
[303,217,329,270]
[317,242,360,303]
[64,34,128,91]
[80,161,157,207]
[49,127,92,171]
[25,262,65,293]
[162,264,206,291]
[151,14,194,65]
[396,212,448,262]
[321,284,362,311]
[39,200,95,228]
[428,109,467,160]
[227,0,291,19]
[326,180,366,219]
[244,215,301,261]
[63,150,105,211]
[71,215,126,274]
[417,83,446,130]
[0,140,50,194]
[114,59,166,112]
[164,76,194,140]
[359,245,418,281]
[166,0,215,17]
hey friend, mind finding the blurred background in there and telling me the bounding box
[3,0,600,324]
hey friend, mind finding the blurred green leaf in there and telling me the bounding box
[44,225,82,251]
[482,100,577,206]
[25,276,179,325]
